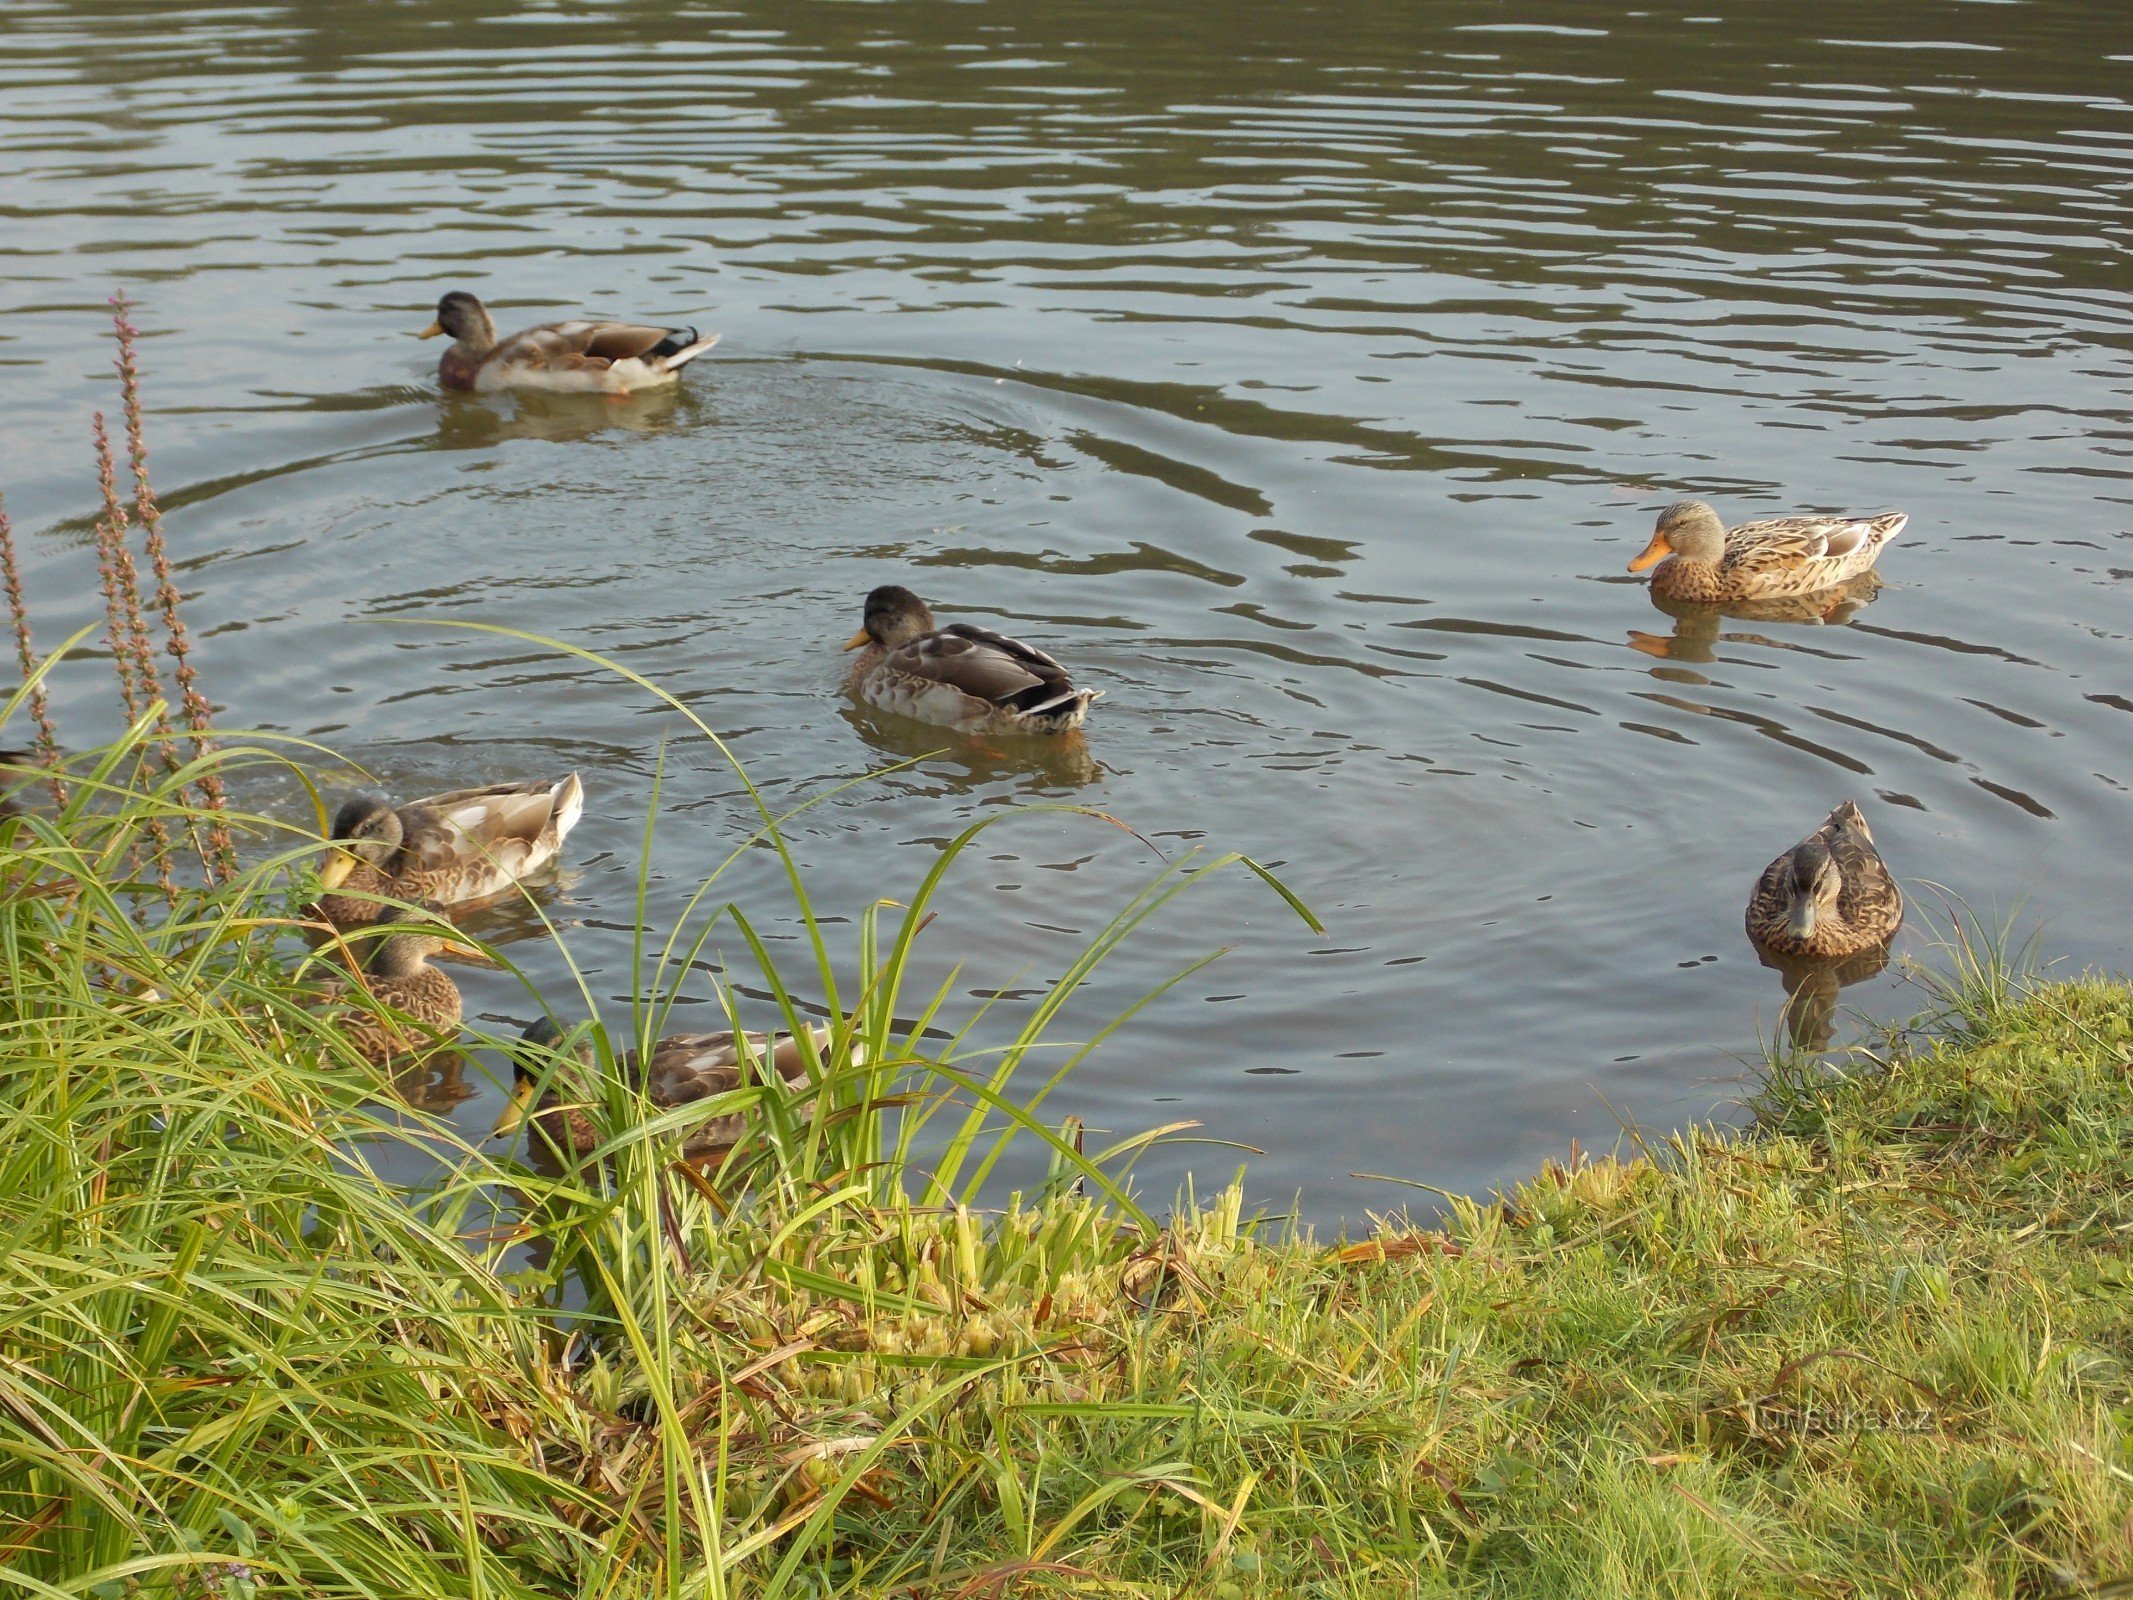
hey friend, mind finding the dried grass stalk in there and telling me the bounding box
[112,294,234,881]
[0,491,67,809]
[92,409,177,898]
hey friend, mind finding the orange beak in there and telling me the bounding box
[413,321,444,340]
[1627,531,1672,573]
[842,629,871,652]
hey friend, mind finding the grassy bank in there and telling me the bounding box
[5,751,2131,1599]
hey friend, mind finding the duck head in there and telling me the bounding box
[414,291,498,356]
[315,791,403,889]
[845,584,938,653]
[1629,499,1726,572]
[1782,839,1844,943]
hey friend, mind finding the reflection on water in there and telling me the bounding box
[433,387,693,452]
[1628,575,1887,664]
[840,704,1103,791]
[1758,943,1896,1055]
[3,0,2130,1219]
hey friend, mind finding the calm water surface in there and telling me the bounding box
[3,0,2129,1219]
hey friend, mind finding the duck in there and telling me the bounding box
[496,1015,835,1162]
[415,291,719,395]
[0,745,43,822]
[313,905,475,1067]
[311,774,584,933]
[1627,499,1905,605]
[1745,800,1903,961]
[843,585,1101,735]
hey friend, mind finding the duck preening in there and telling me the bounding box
[497,1016,838,1163]
[416,291,719,395]
[843,585,1101,736]
[1629,499,1904,606]
[311,774,583,933]
[1745,800,1904,961]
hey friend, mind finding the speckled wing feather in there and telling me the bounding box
[888,624,1088,715]
[1722,513,1907,584]
[393,777,581,889]
[1823,802,1901,931]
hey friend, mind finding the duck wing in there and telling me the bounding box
[395,775,584,879]
[489,321,705,373]
[1723,513,1906,582]
[888,625,1091,716]
[635,1027,825,1107]
[1820,802,1902,929]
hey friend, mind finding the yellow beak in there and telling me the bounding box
[436,935,496,965]
[1627,531,1673,573]
[490,1077,539,1139]
[315,850,357,891]
[414,321,445,340]
[842,629,871,652]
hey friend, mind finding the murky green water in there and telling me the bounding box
[4,0,2129,1217]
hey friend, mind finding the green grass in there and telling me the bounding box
[5,716,2129,1599]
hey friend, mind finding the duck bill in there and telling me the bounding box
[315,849,358,891]
[1785,895,1818,942]
[1627,532,1673,573]
[842,629,871,652]
[490,1078,539,1139]
[413,320,444,340]
[436,935,496,965]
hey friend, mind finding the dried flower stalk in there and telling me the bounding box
[92,409,177,899]
[0,490,66,809]
[112,293,234,881]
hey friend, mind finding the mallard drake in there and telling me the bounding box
[311,774,583,933]
[496,1015,833,1162]
[1745,800,1903,960]
[1628,499,1904,605]
[315,906,475,1067]
[415,291,719,395]
[843,585,1101,735]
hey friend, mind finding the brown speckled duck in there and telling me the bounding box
[314,907,475,1067]
[311,775,583,933]
[843,585,1100,735]
[1745,801,1904,960]
[1629,499,1904,605]
[497,1016,835,1162]
[416,291,719,395]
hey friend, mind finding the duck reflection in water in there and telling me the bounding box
[430,384,689,451]
[1759,940,1894,1053]
[1628,571,1883,664]
[392,1048,478,1114]
[839,701,1102,790]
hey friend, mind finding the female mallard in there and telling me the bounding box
[315,907,474,1067]
[843,585,1100,735]
[1746,800,1903,960]
[1628,499,1904,605]
[312,774,584,932]
[497,1016,833,1162]
[415,291,719,395]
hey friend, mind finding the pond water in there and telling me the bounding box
[3,0,2129,1221]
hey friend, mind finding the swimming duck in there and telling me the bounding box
[843,585,1101,735]
[1628,499,1905,605]
[415,292,719,395]
[1745,800,1903,961]
[314,906,474,1067]
[311,774,584,933]
[496,1016,833,1162]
